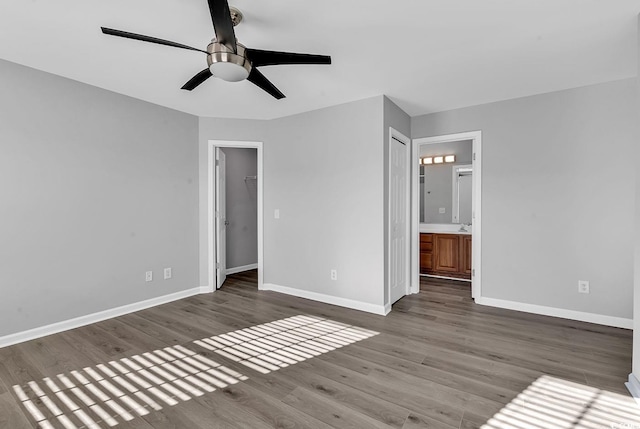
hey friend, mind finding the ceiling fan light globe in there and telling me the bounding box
[209,61,250,82]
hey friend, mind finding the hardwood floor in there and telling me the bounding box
[0,272,637,429]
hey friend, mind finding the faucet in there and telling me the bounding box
[459,223,471,232]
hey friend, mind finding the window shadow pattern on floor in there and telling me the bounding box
[193,314,378,374]
[482,375,640,429]
[12,314,378,429]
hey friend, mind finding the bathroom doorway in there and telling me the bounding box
[411,131,482,299]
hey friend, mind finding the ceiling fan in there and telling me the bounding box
[101,0,331,99]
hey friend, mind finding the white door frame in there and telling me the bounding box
[215,148,227,289]
[207,140,264,291]
[411,131,482,299]
[387,127,411,309]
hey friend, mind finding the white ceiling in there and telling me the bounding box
[0,0,638,120]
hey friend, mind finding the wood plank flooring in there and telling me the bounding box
[0,272,637,429]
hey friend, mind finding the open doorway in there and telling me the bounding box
[216,147,259,289]
[207,140,263,291]
[411,131,482,299]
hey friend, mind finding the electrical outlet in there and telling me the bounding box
[330,269,337,281]
[274,209,280,219]
[578,280,589,294]
[164,267,172,280]
[439,207,446,214]
[145,271,153,282]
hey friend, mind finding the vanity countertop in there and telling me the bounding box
[420,223,472,235]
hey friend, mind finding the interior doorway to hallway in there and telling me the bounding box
[215,147,259,289]
[207,140,264,291]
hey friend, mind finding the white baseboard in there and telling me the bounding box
[200,285,214,293]
[475,297,632,329]
[383,303,391,315]
[0,287,203,349]
[261,283,387,316]
[226,263,258,275]
[626,374,640,405]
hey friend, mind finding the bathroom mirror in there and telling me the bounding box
[419,140,473,224]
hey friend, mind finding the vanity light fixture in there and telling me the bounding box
[421,157,433,165]
[420,155,456,165]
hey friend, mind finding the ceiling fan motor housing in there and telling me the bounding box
[207,41,252,82]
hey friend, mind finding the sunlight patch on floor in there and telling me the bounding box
[193,314,378,374]
[12,314,378,429]
[482,375,640,429]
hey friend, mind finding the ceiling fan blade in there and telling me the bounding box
[246,49,331,67]
[181,69,214,91]
[207,0,237,52]
[101,27,208,54]
[247,68,285,100]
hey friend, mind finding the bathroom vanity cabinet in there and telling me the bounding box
[420,233,471,280]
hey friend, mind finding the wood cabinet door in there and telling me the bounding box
[461,235,472,275]
[420,252,433,272]
[434,234,460,273]
[419,234,433,273]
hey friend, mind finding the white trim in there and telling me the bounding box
[626,374,640,405]
[383,303,391,315]
[476,297,633,329]
[0,288,203,348]
[261,283,388,316]
[226,263,259,275]
[207,143,215,291]
[387,127,412,308]
[215,148,227,289]
[206,140,264,291]
[412,131,482,299]
[421,273,472,283]
[411,138,420,295]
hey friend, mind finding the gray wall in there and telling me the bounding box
[221,148,258,270]
[0,59,199,337]
[383,97,412,306]
[412,78,637,319]
[267,96,385,306]
[419,140,473,223]
[199,97,387,307]
[198,118,268,287]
